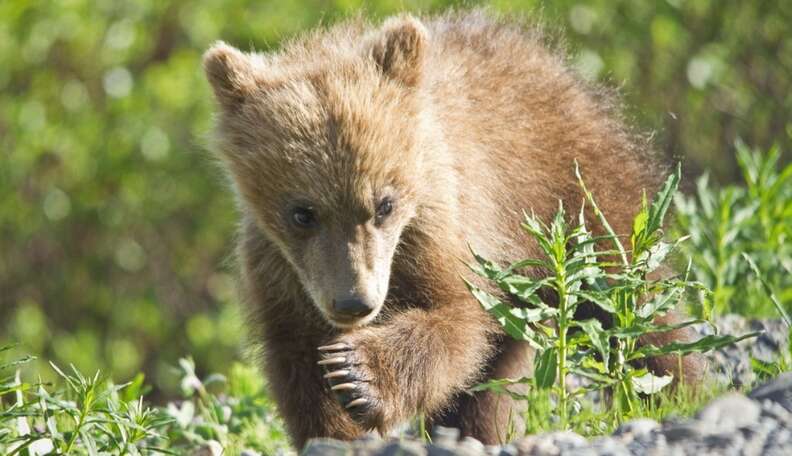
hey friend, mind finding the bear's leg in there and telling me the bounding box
[430,337,534,444]
[317,288,500,434]
[261,322,367,450]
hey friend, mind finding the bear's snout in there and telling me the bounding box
[332,297,375,318]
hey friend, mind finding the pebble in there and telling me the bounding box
[749,371,792,412]
[695,392,760,433]
[303,438,351,456]
[379,441,427,456]
[612,418,659,442]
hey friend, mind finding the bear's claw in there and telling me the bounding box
[318,341,381,428]
[318,342,351,351]
[317,356,346,366]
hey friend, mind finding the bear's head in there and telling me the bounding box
[204,16,438,328]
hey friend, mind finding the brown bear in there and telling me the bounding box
[202,10,703,449]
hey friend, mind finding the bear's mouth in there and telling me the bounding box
[325,309,382,329]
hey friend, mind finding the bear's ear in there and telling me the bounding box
[203,41,257,109]
[368,15,428,87]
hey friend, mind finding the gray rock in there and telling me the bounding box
[426,444,458,456]
[613,418,660,442]
[695,393,760,433]
[431,426,461,447]
[303,438,351,456]
[496,443,518,456]
[662,422,702,442]
[702,432,743,452]
[548,431,587,449]
[759,399,792,425]
[457,436,485,455]
[513,435,558,456]
[589,437,630,456]
[352,437,385,455]
[749,372,792,412]
[379,441,428,456]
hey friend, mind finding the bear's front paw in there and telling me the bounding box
[317,340,383,430]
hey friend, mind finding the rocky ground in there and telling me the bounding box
[302,315,792,455]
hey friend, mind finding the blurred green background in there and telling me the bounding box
[1,0,790,398]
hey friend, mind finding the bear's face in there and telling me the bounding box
[204,17,430,327]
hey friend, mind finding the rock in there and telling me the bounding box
[512,431,586,456]
[548,431,587,450]
[302,438,351,456]
[458,436,486,455]
[749,372,792,413]
[695,393,760,433]
[431,426,461,447]
[589,437,630,456]
[352,437,385,455]
[496,443,518,456]
[759,399,792,425]
[379,441,428,456]
[613,418,660,442]
[426,444,458,456]
[703,432,743,452]
[662,422,702,443]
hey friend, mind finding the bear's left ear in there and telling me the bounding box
[203,41,258,110]
[368,15,428,87]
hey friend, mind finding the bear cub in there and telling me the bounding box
[203,10,703,449]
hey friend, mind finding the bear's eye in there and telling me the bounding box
[375,198,393,222]
[291,207,317,228]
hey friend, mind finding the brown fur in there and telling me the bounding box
[203,10,703,449]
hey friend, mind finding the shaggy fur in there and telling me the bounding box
[203,10,703,449]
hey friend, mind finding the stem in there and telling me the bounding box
[575,161,629,267]
[558,321,568,428]
[556,252,569,428]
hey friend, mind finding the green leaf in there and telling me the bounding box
[534,348,557,389]
[631,191,649,252]
[636,287,682,319]
[607,319,703,339]
[750,357,782,381]
[510,306,558,323]
[464,279,543,349]
[568,366,617,385]
[496,274,546,302]
[467,246,504,281]
[469,377,532,401]
[631,372,673,394]
[629,332,761,360]
[647,163,681,236]
[572,290,616,313]
[742,252,791,327]
[576,319,610,369]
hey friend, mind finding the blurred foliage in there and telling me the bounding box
[1,0,790,398]
[674,143,791,319]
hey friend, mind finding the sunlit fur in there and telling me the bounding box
[204,10,703,449]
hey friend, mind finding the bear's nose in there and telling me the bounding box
[333,298,374,317]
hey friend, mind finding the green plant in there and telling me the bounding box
[673,143,791,319]
[466,164,756,429]
[0,349,288,455]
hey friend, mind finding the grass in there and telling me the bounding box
[1,145,790,454]
[673,142,792,319]
[0,351,288,455]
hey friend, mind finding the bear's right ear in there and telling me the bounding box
[203,42,257,109]
[368,15,428,87]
